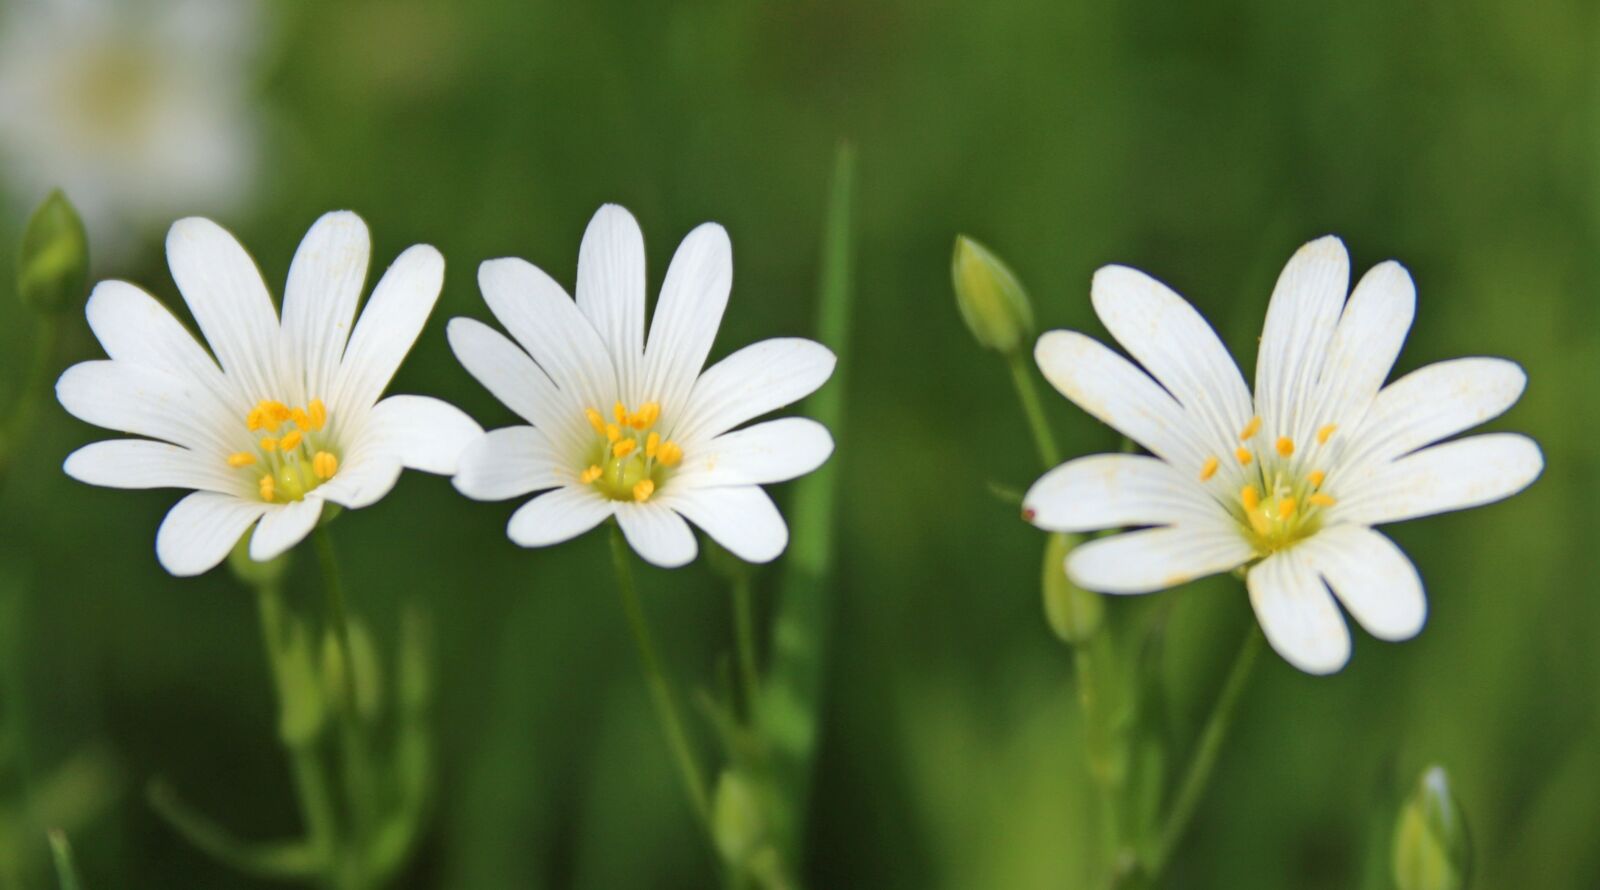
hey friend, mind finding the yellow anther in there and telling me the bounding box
[605,423,622,443]
[259,437,279,452]
[1307,470,1326,488]
[632,479,655,502]
[264,400,291,425]
[613,401,628,424]
[1278,498,1297,520]
[307,399,328,431]
[585,408,607,434]
[580,465,603,484]
[1235,446,1253,465]
[612,438,637,458]
[656,441,683,467]
[1309,493,1336,508]
[1276,436,1295,457]
[279,429,303,451]
[226,452,257,468]
[246,407,268,431]
[1240,484,1260,511]
[646,431,661,458]
[313,451,339,480]
[259,474,275,502]
[634,402,660,429]
[1199,456,1219,481]
[1239,416,1262,440]
[1317,424,1337,445]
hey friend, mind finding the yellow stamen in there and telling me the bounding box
[259,437,279,452]
[1239,416,1262,440]
[246,407,268,431]
[307,399,327,431]
[1199,456,1219,481]
[1235,446,1253,465]
[633,479,655,502]
[633,402,660,429]
[585,408,607,434]
[1317,424,1337,445]
[646,431,661,458]
[605,423,622,443]
[264,400,291,425]
[279,429,303,451]
[612,438,637,458]
[1307,470,1326,488]
[1240,484,1260,511]
[613,401,627,424]
[1309,493,1336,508]
[313,451,339,480]
[1276,436,1295,457]
[227,452,257,468]
[290,408,310,430]
[579,465,603,484]
[259,474,275,502]
[1278,497,1297,520]
[656,441,683,467]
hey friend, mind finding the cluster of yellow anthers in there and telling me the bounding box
[1200,416,1340,553]
[227,399,339,502]
[579,401,684,503]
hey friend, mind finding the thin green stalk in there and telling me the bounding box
[0,315,58,496]
[314,527,374,889]
[1147,623,1264,877]
[47,831,80,890]
[1073,633,1125,867]
[607,523,710,821]
[1006,350,1060,467]
[731,574,760,715]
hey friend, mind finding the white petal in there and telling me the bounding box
[1066,525,1253,594]
[1034,330,1209,473]
[57,360,234,454]
[453,426,566,501]
[507,486,614,548]
[85,280,237,406]
[672,417,833,489]
[1309,261,1414,432]
[446,317,587,456]
[360,394,482,475]
[616,501,699,568]
[313,457,403,510]
[671,338,836,445]
[641,223,732,426]
[249,497,323,561]
[166,217,283,402]
[667,486,788,563]
[1337,357,1527,474]
[1298,525,1426,642]
[330,244,443,418]
[1246,548,1351,675]
[576,205,646,402]
[1090,266,1253,484]
[478,257,617,413]
[156,491,268,577]
[65,439,245,495]
[1331,433,1543,526]
[1255,236,1349,447]
[1023,453,1224,533]
[282,212,370,404]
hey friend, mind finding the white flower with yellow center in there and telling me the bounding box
[57,212,481,576]
[1023,236,1543,673]
[449,204,836,568]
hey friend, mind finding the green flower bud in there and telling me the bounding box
[226,535,291,588]
[711,769,768,867]
[1394,765,1472,890]
[17,190,89,314]
[397,603,433,715]
[322,620,384,722]
[275,616,327,745]
[1042,532,1103,643]
[951,235,1034,354]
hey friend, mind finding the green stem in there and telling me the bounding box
[1147,623,1264,877]
[731,573,760,715]
[1074,628,1126,873]
[607,523,710,822]
[0,316,58,492]
[314,527,373,890]
[1006,350,1060,467]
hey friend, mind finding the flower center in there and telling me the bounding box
[579,401,683,503]
[227,399,340,503]
[1200,416,1341,555]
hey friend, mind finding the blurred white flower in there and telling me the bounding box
[1023,237,1542,674]
[450,204,836,568]
[58,212,480,576]
[0,0,260,258]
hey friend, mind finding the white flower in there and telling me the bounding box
[449,204,836,568]
[0,0,259,258]
[1023,236,1543,674]
[58,212,482,576]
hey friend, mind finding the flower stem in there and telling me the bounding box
[1147,623,1264,877]
[314,527,374,890]
[608,523,710,822]
[730,573,760,714]
[1006,350,1060,467]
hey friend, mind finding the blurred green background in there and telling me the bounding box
[0,0,1595,887]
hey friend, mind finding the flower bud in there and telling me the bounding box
[1393,765,1472,890]
[1042,533,1103,643]
[275,616,326,745]
[322,619,384,721]
[397,602,433,715]
[17,190,89,314]
[951,235,1034,354]
[711,769,768,867]
[227,535,291,588]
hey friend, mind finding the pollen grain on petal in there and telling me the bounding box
[1317,424,1337,445]
[1199,456,1220,481]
